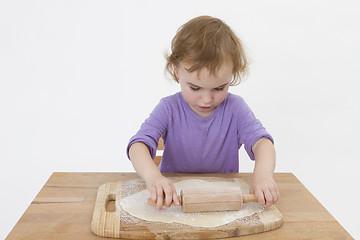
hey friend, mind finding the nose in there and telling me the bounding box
[202,91,213,105]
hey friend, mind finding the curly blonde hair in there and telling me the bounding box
[165,16,248,85]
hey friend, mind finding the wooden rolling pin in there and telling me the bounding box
[148,187,258,213]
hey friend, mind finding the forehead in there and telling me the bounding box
[180,62,233,86]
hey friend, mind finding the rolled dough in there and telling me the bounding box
[120,179,264,228]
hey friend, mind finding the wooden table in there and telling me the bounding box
[5,172,353,240]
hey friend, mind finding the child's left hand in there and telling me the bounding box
[250,173,280,207]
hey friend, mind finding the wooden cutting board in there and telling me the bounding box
[91,176,282,239]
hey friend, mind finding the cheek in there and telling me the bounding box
[215,91,228,104]
[181,87,197,104]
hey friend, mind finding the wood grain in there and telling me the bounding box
[91,178,282,238]
[91,182,122,238]
[147,191,257,211]
[180,187,244,212]
[5,172,354,240]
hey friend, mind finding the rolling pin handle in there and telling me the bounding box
[242,194,258,203]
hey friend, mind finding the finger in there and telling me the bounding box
[149,186,157,204]
[163,185,173,207]
[156,186,164,210]
[255,189,265,206]
[276,188,280,199]
[272,188,279,203]
[167,182,179,205]
[172,191,180,206]
[264,189,274,207]
[172,185,180,206]
[272,191,278,203]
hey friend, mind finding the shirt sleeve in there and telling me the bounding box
[126,99,168,160]
[237,99,274,160]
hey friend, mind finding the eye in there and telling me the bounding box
[190,86,200,91]
[215,87,225,91]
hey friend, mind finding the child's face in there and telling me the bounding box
[175,62,233,118]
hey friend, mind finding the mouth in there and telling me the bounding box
[199,106,211,110]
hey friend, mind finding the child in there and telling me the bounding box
[127,16,279,210]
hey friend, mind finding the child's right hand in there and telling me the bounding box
[145,174,180,210]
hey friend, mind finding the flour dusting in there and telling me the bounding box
[120,179,264,228]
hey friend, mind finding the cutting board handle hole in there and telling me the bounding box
[105,194,116,212]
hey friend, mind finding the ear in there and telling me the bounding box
[173,65,179,78]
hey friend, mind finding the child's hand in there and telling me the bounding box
[250,173,280,207]
[145,174,180,210]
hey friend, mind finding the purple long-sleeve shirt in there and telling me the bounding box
[127,92,273,173]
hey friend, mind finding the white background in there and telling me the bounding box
[1,0,359,239]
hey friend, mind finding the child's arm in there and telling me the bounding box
[128,142,180,209]
[251,138,280,206]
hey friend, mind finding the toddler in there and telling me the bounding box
[127,16,280,210]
